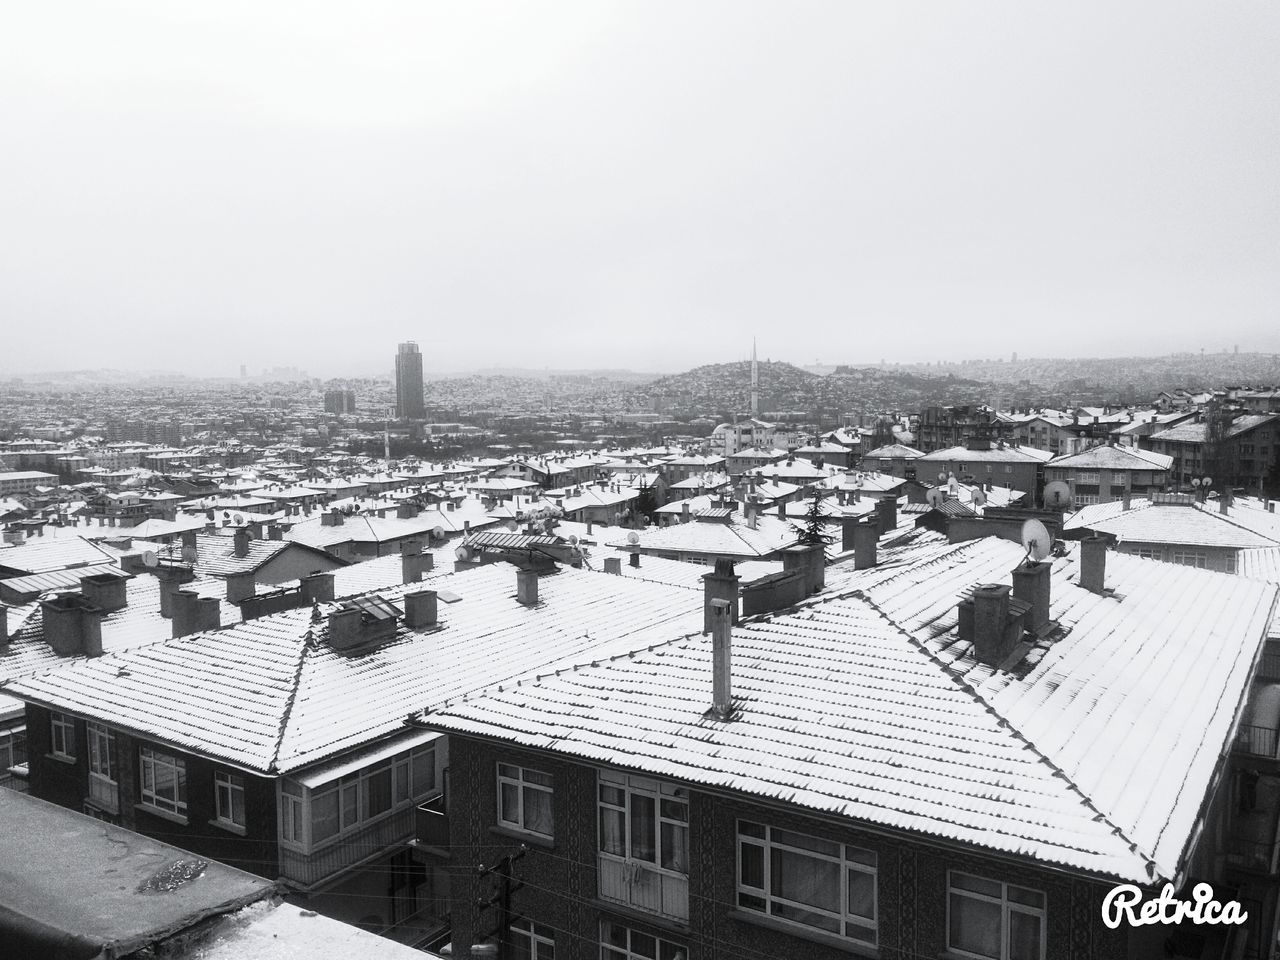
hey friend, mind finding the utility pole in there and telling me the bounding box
[475,844,527,960]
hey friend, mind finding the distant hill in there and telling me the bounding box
[632,360,991,418]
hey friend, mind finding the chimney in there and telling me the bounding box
[41,595,103,657]
[120,552,148,575]
[1080,536,1107,594]
[1219,489,1231,515]
[777,501,785,520]
[268,524,283,541]
[172,590,221,638]
[681,502,691,524]
[972,584,1022,667]
[327,607,363,649]
[233,527,250,558]
[586,520,593,535]
[402,548,432,584]
[226,571,256,605]
[603,557,622,575]
[181,528,197,550]
[1011,560,1051,635]
[629,550,640,568]
[1122,490,1132,511]
[874,497,897,535]
[397,501,419,519]
[301,571,336,603]
[853,521,878,570]
[702,559,740,632]
[404,589,438,628]
[0,603,8,653]
[246,520,264,541]
[709,597,733,720]
[517,568,539,606]
[80,572,129,613]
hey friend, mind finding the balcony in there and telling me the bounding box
[1225,775,1280,878]
[279,805,416,889]
[1236,724,1279,762]
[415,793,448,849]
[598,854,689,923]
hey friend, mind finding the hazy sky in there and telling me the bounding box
[2,2,1277,377]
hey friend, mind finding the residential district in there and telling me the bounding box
[2,345,1280,960]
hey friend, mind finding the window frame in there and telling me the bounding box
[138,745,188,818]
[510,916,556,959]
[0,725,26,774]
[214,769,247,829]
[945,870,1046,960]
[597,771,689,877]
[50,711,76,760]
[86,721,117,811]
[735,819,878,945]
[279,744,436,852]
[497,763,555,840]
[599,920,687,960]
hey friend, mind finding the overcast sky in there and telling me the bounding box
[1,2,1277,378]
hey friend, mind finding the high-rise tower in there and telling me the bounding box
[395,342,425,420]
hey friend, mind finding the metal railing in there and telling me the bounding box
[1235,724,1279,760]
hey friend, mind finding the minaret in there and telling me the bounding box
[750,339,759,418]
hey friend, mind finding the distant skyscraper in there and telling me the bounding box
[395,342,425,419]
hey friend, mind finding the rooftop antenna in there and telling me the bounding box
[1020,519,1052,565]
[751,338,759,418]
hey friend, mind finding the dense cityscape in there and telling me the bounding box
[1,341,1279,958]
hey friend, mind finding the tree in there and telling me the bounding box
[791,491,835,547]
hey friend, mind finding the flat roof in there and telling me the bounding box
[0,790,273,960]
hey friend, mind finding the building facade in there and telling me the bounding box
[394,342,425,420]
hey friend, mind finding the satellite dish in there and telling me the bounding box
[232,513,244,526]
[568,534,579,545]
[971,488,987,508]
[947,476,960,496]
[1020,519,1052,563]
[937,472,947,482]
[222,511,230,519]
[926,488,946,509]
[141,550,158,568]
[505,519,519,532]
[626,531,640,545]
[181,545,198,563]
[454,545,471,562]
[432,526,445,540]
[1043,481,1072,510]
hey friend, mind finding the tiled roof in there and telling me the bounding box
[1064,500,1280,549]
[1047,445,1173,471]
[0,536,120,575]
[418,538,1278,884]
[606,514,800,559]
[919,444,1054,464]
[4,563,704,775]
[862,443,925,459]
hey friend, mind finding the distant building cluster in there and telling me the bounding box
[1,348,1280,957]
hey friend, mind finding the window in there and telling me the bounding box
[948,871,1045,960]
[285,744,436,850]
[281,780,305,843]
[50,712,75,759]
[1226,553,1238,575]
[599,921,686,960]
[1171,550,1209,569]
[599,773,688,874]
[139,746,187,817]
[215,771,247,828]
[86,722,116,810]
[498,764,554,839]
[511,917,556,960]
[737,820,877,944]
[0,726,26,775]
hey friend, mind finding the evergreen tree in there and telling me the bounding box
[791,490,836,546]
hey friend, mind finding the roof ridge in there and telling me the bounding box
[265,604,320,774]
[853,588,1163,881]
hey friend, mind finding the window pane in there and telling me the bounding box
[601,921,628,949]
[631,932,656,958]
[412,751,434,796]
[773,828,839,859]
[523,788,553,837]
[773,901,840,933]
[951,872,1002,898]
[845,846,877,868]
[847,867,875,921]
[500,782,520,824]
[1009,910,1042,960]
[394,762,409,803]
[499,763,518,778]
[771,848,839,913]
[366,767,392,817]
[949,893,1002,959]
[524,769,553,787]
[660,821,687,872]
[740,841,764,889]
[630,794,656,862]
[342,781,359,825]
[600,785,625,806]
[659,798,687,822]
[1009,885,1044,909]
[600,808,625,856]
[232,786,246,825]
[739,820,766,839]
[312,790,340,841]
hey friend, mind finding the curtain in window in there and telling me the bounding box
[660,821,687,873]
[523,788,553,836]
[1009,910,1042,960]
[312,789,340,841]
[629,794,656,862]
[771,848,839,913]
[600,807,625,856]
